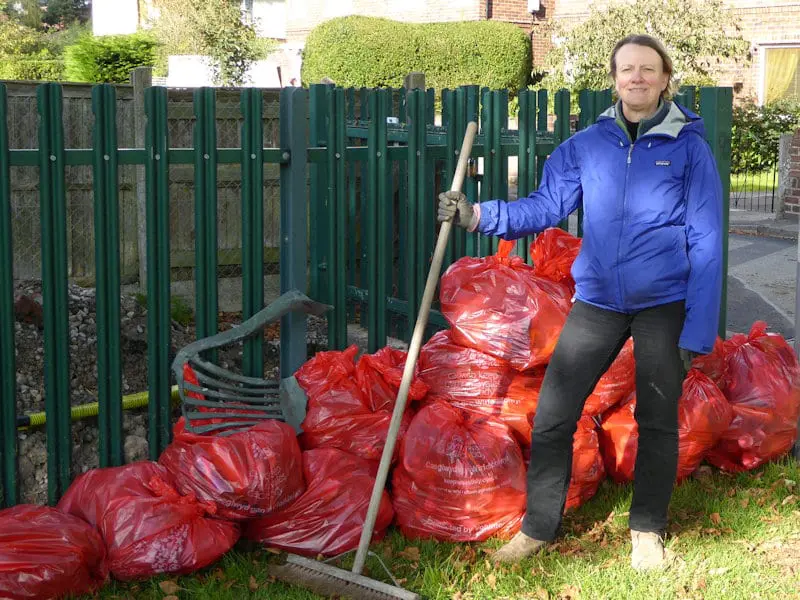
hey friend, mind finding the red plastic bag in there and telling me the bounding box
[298,345,426,461]
[99,473,239,580]
[692,337,728,389]
[706,322,800,471]
[583,338,635,417]
[58,461,176,527]
[601,371,738,483]
[0,505,108,600]
[244,448,394,557]
[677,370,734,480]
[418,329,543,444]
[391,401,526,542]
[440,240,573,371]
[159,417,305,520]
[59,461,239,580]
[598,393,638,483]
[529,228,582,293]
[356,346,429,411]
[522,416,605,511]
[566,417,606,510]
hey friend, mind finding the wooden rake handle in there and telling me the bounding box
[352,121,479,575]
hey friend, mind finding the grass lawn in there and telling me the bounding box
[85,458,800,600]
[731,170,778,194]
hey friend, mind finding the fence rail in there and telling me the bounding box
[0,82,732,509]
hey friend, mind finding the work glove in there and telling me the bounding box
[438,191,474,229]
[679,348,698,375]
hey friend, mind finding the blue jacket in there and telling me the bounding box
[476,102,723,354]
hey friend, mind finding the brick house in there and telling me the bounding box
[92,0,799,104]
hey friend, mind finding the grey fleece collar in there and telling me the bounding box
[600,100,689,140]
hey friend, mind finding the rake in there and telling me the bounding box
[269,120,479,600]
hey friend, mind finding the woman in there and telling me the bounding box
[438,34,723,571]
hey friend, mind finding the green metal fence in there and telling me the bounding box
[0,82,732,509]
[0,83,308,507]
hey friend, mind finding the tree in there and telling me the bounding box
[43,0,91,26]
[540,0,750,95]
[147,0,274,86]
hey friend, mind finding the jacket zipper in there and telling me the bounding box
[616,141,634,308]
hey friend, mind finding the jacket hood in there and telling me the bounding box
[598,101,705,139]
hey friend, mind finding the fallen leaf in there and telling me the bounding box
[265,547,281,555]
[163,596,179,600]
[727,488,737,497]
[709,513,722,525]
[785,479,797,490]
[702,528,720,536]
[468,572,482,586]
[534,588,550,600]
[559,584,580,599]
[695,578,707,590]
[452,593,464,600]
[708,567,730,576]
[740,498,750,508]
[159,582,180,595]
[487,573,497,590]
[249,576,259,592]
[398,546,421,561]
[782,495,797,506]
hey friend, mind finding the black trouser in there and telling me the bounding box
[521,299,686,541]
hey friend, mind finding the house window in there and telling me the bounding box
[763,46,800,103]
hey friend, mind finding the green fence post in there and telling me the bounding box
[37,83,71,503]
[358,88,370,329]
[345,88,357,324]
[699,87,732,339]
[554,89,571,232]
[240,89,264,378]
[464,86,480,257]
[479,88,493,257]
[442,89,456,269]
[308,84,329,306]
[280,86,309,376]
[92,84,123,468]
[0,83,17,507]
[326,87,347,349]
[518,89,538,262]
[366,88,389,352]
[535,89,549,198]
[144,86,172,458]
[192,88,218,360]
[405,89,422,333]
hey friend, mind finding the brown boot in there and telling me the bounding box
[631,530,676,572]
[492,531,547,564]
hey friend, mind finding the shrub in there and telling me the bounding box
[302,16,531,94]
[64,33,158,83]
[731,100,800,174]
[0,55,64,81]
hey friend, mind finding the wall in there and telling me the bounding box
[779,129,800,216]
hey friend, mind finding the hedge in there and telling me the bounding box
[731,100,800,174]
[301,17,531,94]
[64,33,158,83]
[0,57,65,82]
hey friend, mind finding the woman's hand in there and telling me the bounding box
[438,191,475,229]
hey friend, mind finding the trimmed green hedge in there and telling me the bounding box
[64,33,158,83]
[302,17,531,93]
[0,56,65,81]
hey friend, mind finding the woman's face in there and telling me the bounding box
[613,43,669,117]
